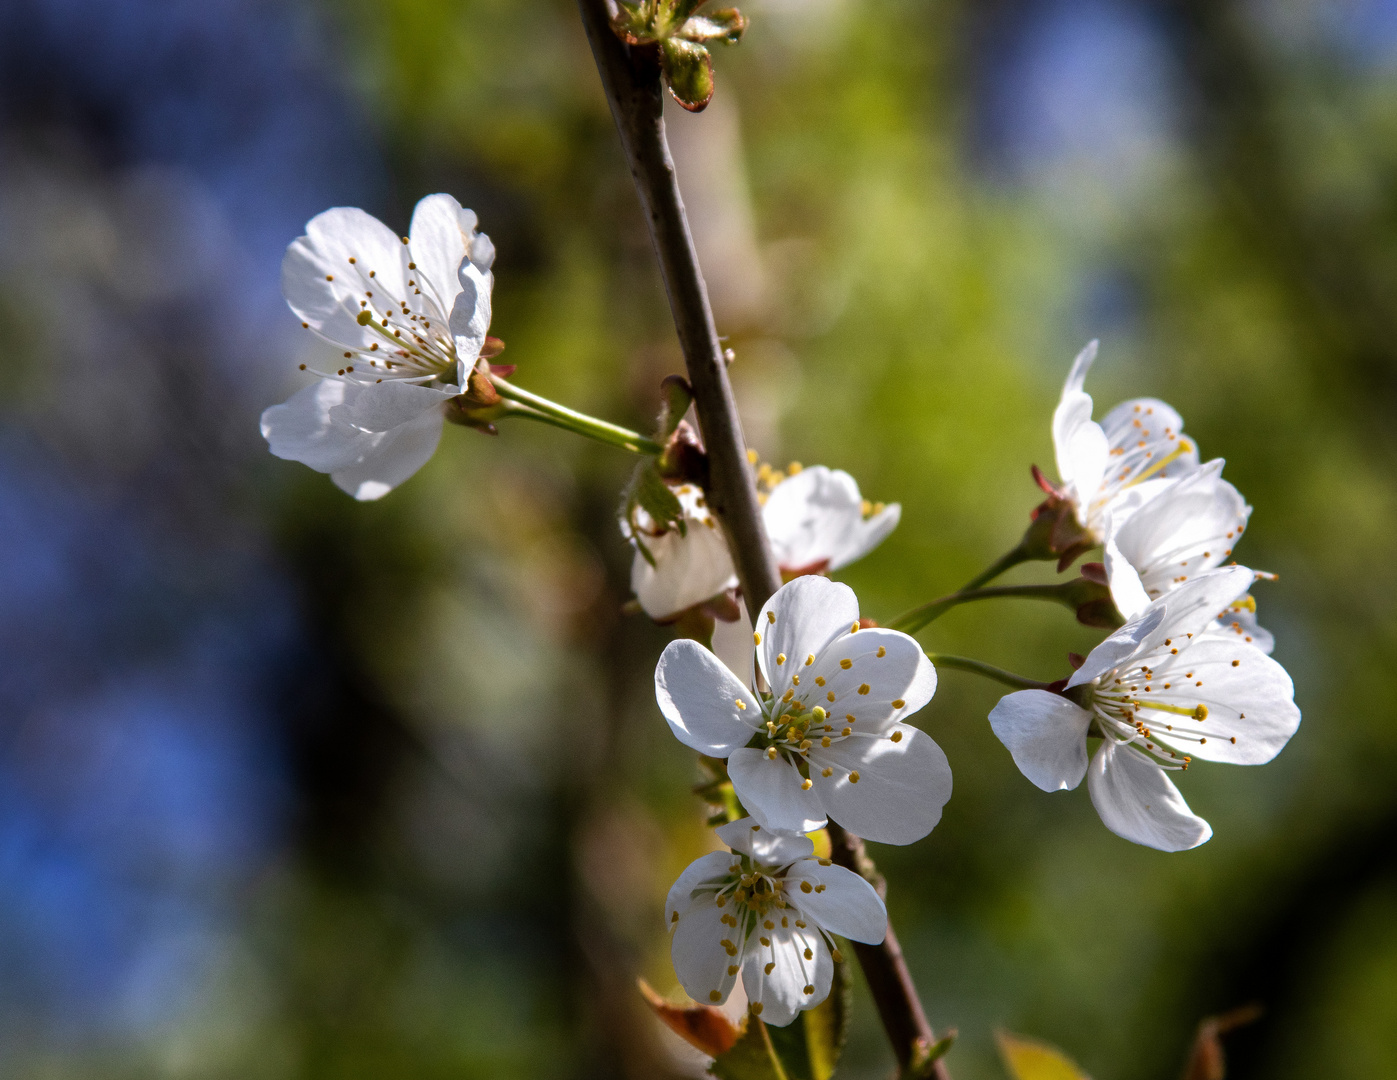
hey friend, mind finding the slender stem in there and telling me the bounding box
[959,543,1031,593]
[492,378,663,454]
[924,653,1051,692]
[577,0,781,615]
[755,1017,791,1080]
[888,582,1079,636]
[826,824,951,1080]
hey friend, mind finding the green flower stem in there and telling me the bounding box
[958,542,1033,593]
[924,653,1051,692]
[887,582,1079,636]
[756,1017,791,1080]
[491,377,663,455]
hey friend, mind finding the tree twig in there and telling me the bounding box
[577,0,781,615]
[576,4,950,1074]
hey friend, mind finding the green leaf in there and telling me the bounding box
[997,1031,1091,1080]
[680,8,747,44]
[635,460,686,533]
[709,962,850,1080]
[661,37,715,112]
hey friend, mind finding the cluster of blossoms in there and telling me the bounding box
[261,201,1298,1032]
[989,343,1298,851]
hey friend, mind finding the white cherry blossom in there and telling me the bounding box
[666,817,886,1025]
[1052,341,1200,541]
[621,464,899,622]
[261,194,495,500]
[623,483,739,622]
[988,566,1299,851]
[655,576,951,845]
[761,465,901,577]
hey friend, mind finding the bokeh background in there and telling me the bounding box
[3,0,1396,1076]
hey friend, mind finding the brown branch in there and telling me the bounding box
[576,5,952,1074]
[577,0,782,617]
[827,823,950,1079]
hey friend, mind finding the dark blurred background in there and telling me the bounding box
[2,0,1396,1077]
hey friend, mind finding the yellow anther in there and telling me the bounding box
[767,747,778,760]
[876,646,886,658]
[782,689,794,703]
[831,949,843,963]
[849,771,860,783]
[736,699,747,710]
[803,984,815,995]
[754,631,762,646]
[777,653,787,666]
[804,948,814,960]
[806,654,815,666]
[710,991,722,1002]
[850,621,859,633]
[788,461,803,475]
[764,920,774,929]
[795,920,807,928]
[728,964,738,976]
[792,675,800,686]
[861,499,872,515]
[747,448,758,463]
[671,911,679,922]
[767,611,776,624]
[891,698,905,708]
[891,731,903,743]
[751,1003,764,1016]
[846,714,856,723]
[822,767,833,777]
[858,684,870,695]
[827,692,836,702]
[801,881,813,893]
[822,736,831,747]
[815,884,826,893]
[814,676,826,687]
[842,726,852,736]
[840,659,853,670]
[765,962,775,975]
[1195,704,1209,720]
[818,858,831,866]
[759,937,771,947]
[799,739,812,751]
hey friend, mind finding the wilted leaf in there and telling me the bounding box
[661,37,715,112]
[680,8,747,44]
[997,1031,1091,1080]
[639,978,741,1058]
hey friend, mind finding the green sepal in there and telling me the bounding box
[680,8,747,43]
[708,962,851,1080]
[661,37,715,112]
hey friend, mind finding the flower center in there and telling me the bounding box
[1086,659,1214,770]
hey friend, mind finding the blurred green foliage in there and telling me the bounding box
[56,0,1394,1077]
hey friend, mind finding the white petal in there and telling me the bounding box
[1107,461,1249,610]
[715,818,814,865]
[1092,396,1201,525]
[807,627,935,732]
[1103,532,1152,621]
[1146,639,1299,765]
[1069,605,1167,688]
[786,863,886,944]
[1207,599,1275,655]
[629,518,737,621]
[809,724,952,845]
[672,895,741,1006]
[1100,396,1197,467]
[761,466,899,572]
[742,922,831,1027]
[988,690,1092,792]
[1145,566,1256,650]
[328,405,446,500]
[282,207,410,344]
[1052,342,1108,524]
[1060,338,1098,398]
[407,194,478,321]
[665,851,733,925]
[711,599,757,684]
[261,379,372,473]
[1087,741,1212,852]
[331,380,456,433]
[756,577,859,698]
[655,639,761,756]
[728,748,828,834]
[449,261,494,364]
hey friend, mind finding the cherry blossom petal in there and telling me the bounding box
[282,207,409,340]
[331,380,457,434]
[328,405,446,501]
[728,748,828,834]
[762,466,900,572]
[756,576,859,698]
[809,628,935,733]
[715,818,814,865]
[631,522,737,621]
[672,896,741,1006]
[260,379,374,473]
[785,863,886,944]
[1069,605,1167,688]
[1099,397,1198,475]
[988,690,1092,792]
[1207,600,1274,655]
[711,600,756,684]
[665,851,733,925]
[1144,566,1255,651]
[1145,639,1299,765]
[656,639,762,755]
[742,921,831,1027]
[407,194,484,322]
[809,724,951,845]
[1087,740,1212,852]
[449,261,494,366]
[1052,341,1109,518]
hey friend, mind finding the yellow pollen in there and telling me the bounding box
[858,684,870,695]
[815,676,826,687]
[736,699,747,710]
[782,689,794,703]
[792,675,800,686]
[764,920,774,929]
[727,965,738,976]
[831,949,843,963]
[777,653,787,666]
[1231,659,1240,667]
[671,911,679,922]
[754,632,762,646]
[822,767,832,777]
[891,731,903,743]
[804,948,814,960]
[849,771,860,783]
[1195,704,1209,719]
[747,448,758,463]
[751,1003,764,1016]
[846,714,856,723]
[760,937,771,947]
[891,698,905,708]
[840,659,852,669]
[804,984,815,995]
[806,654,815,666]
[827,692,836,702]
[765,962,775,975]
[842,727,852,736]
[767,611,776,624]
[822,737,831,747]
[801,778,812,790]
[818,858,831,866]
[767,747,778,760]
[710,991,722,1002]
[801,881,813,893]
[850,622,860,633]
